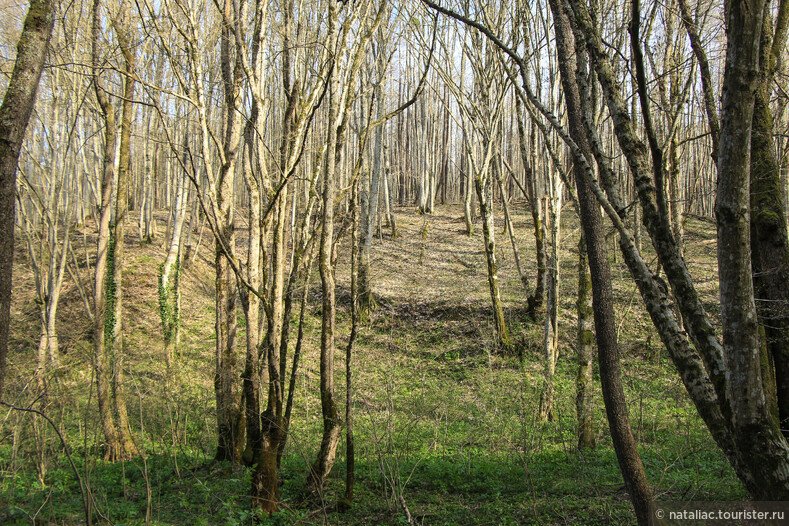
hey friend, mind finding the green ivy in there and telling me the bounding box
[158,253,181,345]
[104,229,117,348]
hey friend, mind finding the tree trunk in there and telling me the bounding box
[554,2,654,523]
[91,0,128,462]
[539,191,562,421]
[0,0,55,400]
[383,163,397,238]
[359,72,385,319]
[341,180,361,510]
[576,231,595,449]
[749,4,789,440]
[496,164,529,292]
[717,0,789,498]
[214,0,244,463]
[311,81,342,490]
[475,174,512,352]
[516,97,546,318]
[159,139,188,365]
[108,20,137,458]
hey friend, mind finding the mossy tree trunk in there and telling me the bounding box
[515,98,546,319]
[749,2,789,438]
[540,190,562,421]
[475,173,512,352]
[90,0,136,462]
[0,0,54,401]
[159,135,187,365]
[107,13,138,458]
[576,232,595,449]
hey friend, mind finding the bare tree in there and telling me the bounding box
[90,0,136,461]
[0,0,55,400]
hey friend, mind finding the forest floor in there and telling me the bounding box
[1,202,742,525]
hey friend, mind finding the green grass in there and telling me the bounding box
[1,205,744,525]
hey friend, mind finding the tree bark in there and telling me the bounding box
[108,15,137,458]
[749,2,789,440]
[717,0,789,498]
[554,2,654,523]
[311,78,343,490]
[576,231,595,449]
[0,0,55,400]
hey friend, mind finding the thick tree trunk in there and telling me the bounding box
[749,6,789,440]
[717,0,789,498]
[0,0,55,400]
[214,208,241,462]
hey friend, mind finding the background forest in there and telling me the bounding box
[0,0,788,524]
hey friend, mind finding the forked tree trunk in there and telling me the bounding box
[716,0,789,498]
[311,81,342,491]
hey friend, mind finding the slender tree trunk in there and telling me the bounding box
[108,20,137,457]
[576,231,595,449]
[341,180,360,510]
[214,0,244,463]
[91,0,125,461]
[554,2,654,522]
[311,82,343,489]
[496,164,529,291]
[359,70,385,318]
[516,98,545,318]
[463,155,474,236]
[383,163,397,238]
[159,138,188,365]
[539,190,562,421]
[475,174,511,351]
